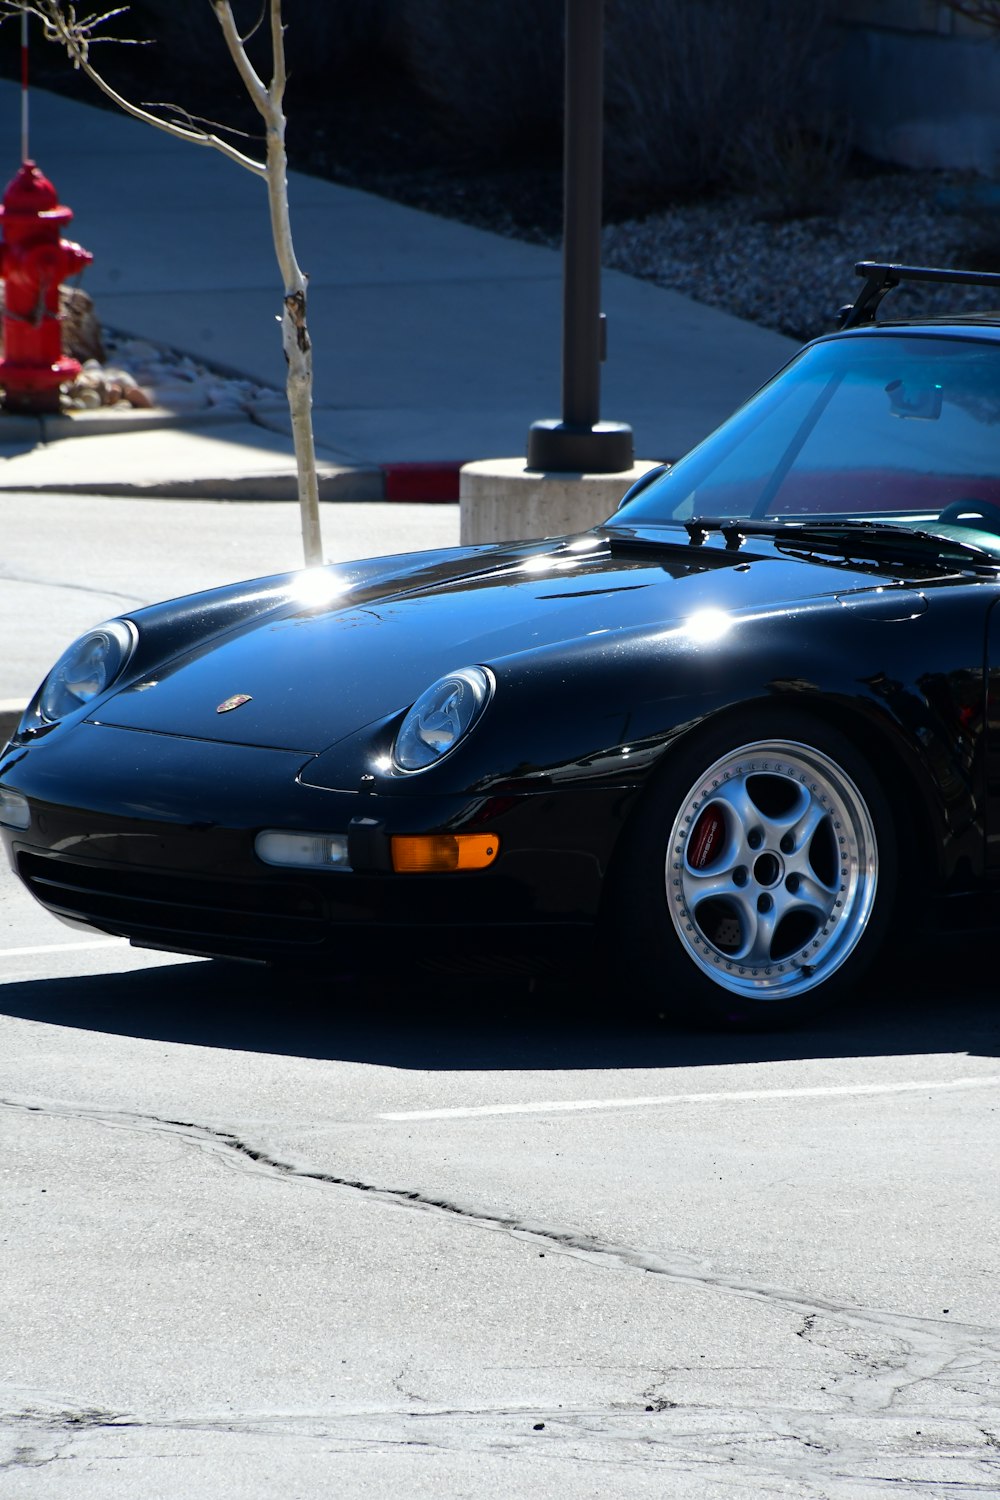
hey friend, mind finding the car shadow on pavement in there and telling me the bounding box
[1,937,997,1069]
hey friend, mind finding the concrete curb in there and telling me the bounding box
[381,461,465,503]
[0,469,386,503]
[0,410,468,502]
[0,406,253,441]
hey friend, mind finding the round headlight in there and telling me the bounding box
[38,619,136,723]
[393,666,494,772]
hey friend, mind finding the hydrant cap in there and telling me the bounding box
[0,161,73,224]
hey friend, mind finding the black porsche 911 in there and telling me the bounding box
[5,261,1000,1027]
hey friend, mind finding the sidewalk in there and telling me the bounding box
[0,79,796,499]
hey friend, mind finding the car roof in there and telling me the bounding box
[827,319,1000,341]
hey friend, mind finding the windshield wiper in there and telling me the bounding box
[608,517,998,572]
[707,517,994,566]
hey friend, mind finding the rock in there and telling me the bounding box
[68,382,103,408]
[62,362,155,410]
[60,287,106,363]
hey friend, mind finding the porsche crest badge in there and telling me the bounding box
[216,694,253,714]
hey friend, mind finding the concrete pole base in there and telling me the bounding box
[459,457,660,545]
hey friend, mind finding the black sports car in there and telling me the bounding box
[5,261,1000,1027]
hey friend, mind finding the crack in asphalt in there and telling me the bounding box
[5,1093,998,1403]
[0,1442,63,1471]
[0,567,147,606]
[4,1090,1000,1488]
[2,1399,999,1495]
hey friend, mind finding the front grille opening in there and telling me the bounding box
[17,851,326,950]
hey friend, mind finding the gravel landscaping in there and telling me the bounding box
[602,169,1000,342]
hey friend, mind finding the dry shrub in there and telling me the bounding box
[605,0,843,215]
[393,0,842,214]
[734,114,850,221]
[396,0,564,162]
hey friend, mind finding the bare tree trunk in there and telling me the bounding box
[213,0,323,566]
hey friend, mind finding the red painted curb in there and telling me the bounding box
[380,461,465,503]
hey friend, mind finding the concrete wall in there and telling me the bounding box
[830,1,1000,173]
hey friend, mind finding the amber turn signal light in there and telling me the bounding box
[391,833,499,873]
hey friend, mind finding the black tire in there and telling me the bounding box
[611,712,897,1028]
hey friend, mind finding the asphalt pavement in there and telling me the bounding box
[3,859,999,1499]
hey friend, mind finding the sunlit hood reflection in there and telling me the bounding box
[93,537,904,753]
[289,568,349,609]
[679,607,733,643]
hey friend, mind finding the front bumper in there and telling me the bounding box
[1,723,634,973]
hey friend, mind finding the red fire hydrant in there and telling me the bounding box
[0,160,92,413]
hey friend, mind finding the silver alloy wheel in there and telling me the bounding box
[666,738,878,1001]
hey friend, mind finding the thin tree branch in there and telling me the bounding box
[67,56,267,173]
[141,101,264,144]
[270,0,286,107]
[1,0,267,174]
[240,0,267,47]
[0,3,134,49]
[211,0,269,118]
[939,0,1000,30]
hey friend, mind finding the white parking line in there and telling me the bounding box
[2,939,122,959]
[379,1075,1000,1121]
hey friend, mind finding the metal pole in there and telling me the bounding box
[527,0,632,474]
[21,10,29,164]
[563,0,602,429]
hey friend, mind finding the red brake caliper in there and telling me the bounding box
[688,803,725,870]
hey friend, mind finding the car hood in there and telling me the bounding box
[91,532,925,752]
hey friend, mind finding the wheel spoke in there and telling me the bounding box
[783,795,827,856]
[685,866,745,901]
[741,903,779,966]
[712,780,763,858]
[788,870,839,916]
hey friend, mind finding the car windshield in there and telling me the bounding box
[616,332,1000,531]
